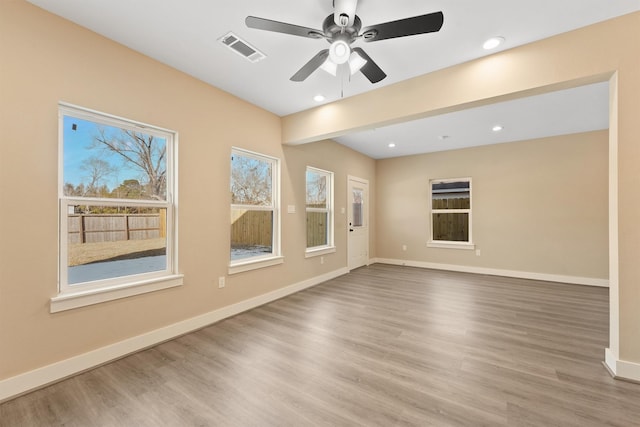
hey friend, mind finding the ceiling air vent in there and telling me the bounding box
[219,32,266,63]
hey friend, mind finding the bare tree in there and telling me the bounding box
[80,156,115,197]
[306,172,327,208]
[94,128,166,199]
[231,155,272,205]
[63,182,85,197]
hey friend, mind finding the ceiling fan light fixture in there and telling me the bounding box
[329,40,351,64]
[348,51,367,75]
[320,58,338,76]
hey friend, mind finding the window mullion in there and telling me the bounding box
[432,208,470,214]
[231,204,274,211]
[63,197,168,208]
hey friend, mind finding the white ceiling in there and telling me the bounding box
[27,0,639,158]
[335,81,611,159]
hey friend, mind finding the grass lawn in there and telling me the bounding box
[68,238,166,266]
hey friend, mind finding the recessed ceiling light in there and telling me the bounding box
[483,36,505,50]
[438,135,450,140]
[388,143,396,148]
[313,94,325,102]
[492,125,504,132]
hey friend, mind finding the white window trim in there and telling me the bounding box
[305,246,336,258]
[228,255,285,275]
[50,274,183,313]
[229,147,281,274]
[428,177,474,250]
[427,241,475,250]
[53,103,182,312]
[305,166,335,256]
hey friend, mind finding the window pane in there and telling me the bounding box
[432,181,470,209]
[231,153,272,206]
[63,116,167,201]
[306,170,327,209]
[230,209,273,260]
[352,188,363,227]
[307,212,328,248]
[432,213,469,242]
[67,205,167,284]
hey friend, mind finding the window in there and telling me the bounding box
[352,187,364,227]
[429,178,474,249]
[54,103,181,312]
[230,148,282,273]
[306,167,335,256]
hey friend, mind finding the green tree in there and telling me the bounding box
[111,179,144,199]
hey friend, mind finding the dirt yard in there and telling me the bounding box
[68,238,166,266]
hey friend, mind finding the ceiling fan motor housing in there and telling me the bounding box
[322,14,361,44]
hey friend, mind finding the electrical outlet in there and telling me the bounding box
[475,249,481,256]
[320,256,325,264]
[402,245,407,251]
[218,276,225,288]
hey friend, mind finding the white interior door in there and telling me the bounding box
[348,176,369,271]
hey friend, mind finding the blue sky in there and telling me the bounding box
[63,116,165,190]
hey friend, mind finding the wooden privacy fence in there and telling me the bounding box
[432,197,469,241]
[230,209,327,247]
[307,211,328,247]
[68,211,166,244]
[432,197,470,209]
[231,210,273,246]
[432,212,469,241]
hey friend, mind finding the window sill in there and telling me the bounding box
[50,274,184,313]
[427,241,475,250]
[229,256,284,275]
[305,246,336,258]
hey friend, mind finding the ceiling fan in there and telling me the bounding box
[246,0,444,83]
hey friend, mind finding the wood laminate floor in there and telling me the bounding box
[2,264,640,426]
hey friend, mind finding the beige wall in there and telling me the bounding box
[376,131,608,279]
[1,0,637,390]
[283,11,640,367]
[283,139,376,273]
[0,1,374,381]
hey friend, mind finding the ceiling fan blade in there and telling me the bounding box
[352,48,386,83]
[290,49,330,82]
[246,16,324,39]
[361,11,444,42]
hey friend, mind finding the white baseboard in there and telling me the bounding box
[605,348,640,383]
[0,267,349,404]
[371,258,609,287]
